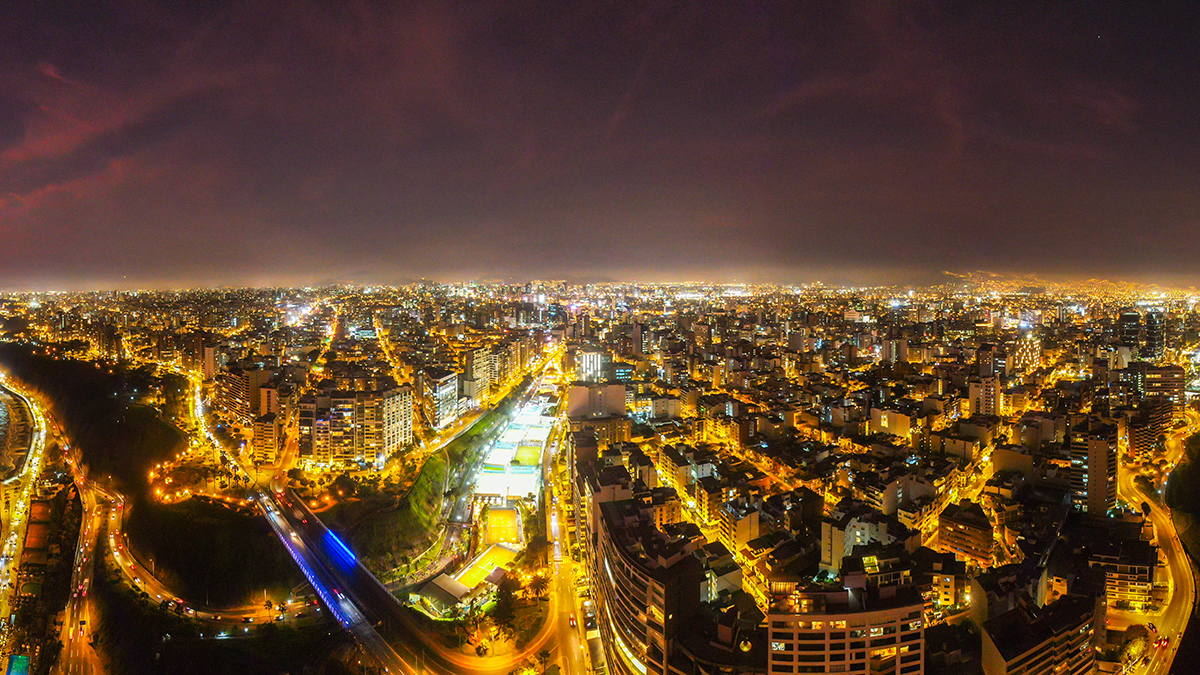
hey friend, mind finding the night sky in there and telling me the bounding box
[2,1,1199,290]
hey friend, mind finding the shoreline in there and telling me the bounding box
[0,389,31,481]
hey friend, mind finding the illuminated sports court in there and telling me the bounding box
[454,544,516,589]
[485,506,522,546]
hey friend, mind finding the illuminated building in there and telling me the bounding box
[968,376,1001,417]
[216,364,272,425]
[980,594,1096,675]
[182,337,219,380]
[976,343,1007,378]
[252,412,281,463]
[1142,363,1185,418]
[579,348,610,382]
[569,414,632,449]
[632,321,650,356]
[356,386,414,467]
[1117,362,1184,417]
[938,499,993,568]
[1069,417,1116,515]
[1117,310,1141,353]
[576,484,705,675]
[881,337,909,364]
[821,504,914,575]
[1128,396,1172,457]
[295,386,413,467]
[1088,537,1157,611]
[610,361,636,382]
[259,383,286,416]
[1143,310,1165,361]
[297,395,316,459]
[766,577,925,675]
[463,345,497,404]
[423,367,459,429]
[1010,333,1040,372]
[326,392,357,464]
[718,500,761,557]
[567,383,627,419]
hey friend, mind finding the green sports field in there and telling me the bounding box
[455,544,516,589]
[514,443,542,466]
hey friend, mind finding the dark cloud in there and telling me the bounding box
[0,0,1198,289]
[0,97,27,150]
[2,89,220,197]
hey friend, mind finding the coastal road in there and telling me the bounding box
[0,380,48,622]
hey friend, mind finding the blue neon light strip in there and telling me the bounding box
[325,530,357,565]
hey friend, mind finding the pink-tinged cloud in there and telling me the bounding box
[0,0,1195,289]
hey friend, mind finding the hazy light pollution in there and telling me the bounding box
[1,1,1199,290]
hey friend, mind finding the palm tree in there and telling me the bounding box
[528,575,550,598]
[536,648,552,675]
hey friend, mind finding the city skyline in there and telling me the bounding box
[2,278,1199,674]
[3,2,1200,289]
[6,2,1200,673]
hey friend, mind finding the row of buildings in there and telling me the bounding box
[557,298,1191,675]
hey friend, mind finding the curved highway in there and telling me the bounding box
[1115,409,1199,675]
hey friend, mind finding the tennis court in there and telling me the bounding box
[455,544,516,589]
[514,443,541,466]
[486,506,522,546]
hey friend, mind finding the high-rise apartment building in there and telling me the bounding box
[463,345,497,403]
[881,337,909,364]
[578,348,610,382]
[1143,310,1165,361]
[1011,332,1040,372]
[325,392,357,465]
[356,386,414,467]
[216,365,272,425]
[296,385,413,468]
[423,367,459,429]
[297,396,317,459]
[1118,362,1184,417]
[252,412,281,464]
[1143,363,1185,418]
[767,581,925,675]
[1117,310,1141,353]
[1069,417,1117,515]
[1128,396,1173,457]
[980,595,1097,675]
[977,343,1007,378]
[573,454,705,675]
[632,322,650,356]
[182,335,219,380]
[968,376,1002,417]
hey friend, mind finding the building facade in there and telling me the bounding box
[767,584,925,675]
